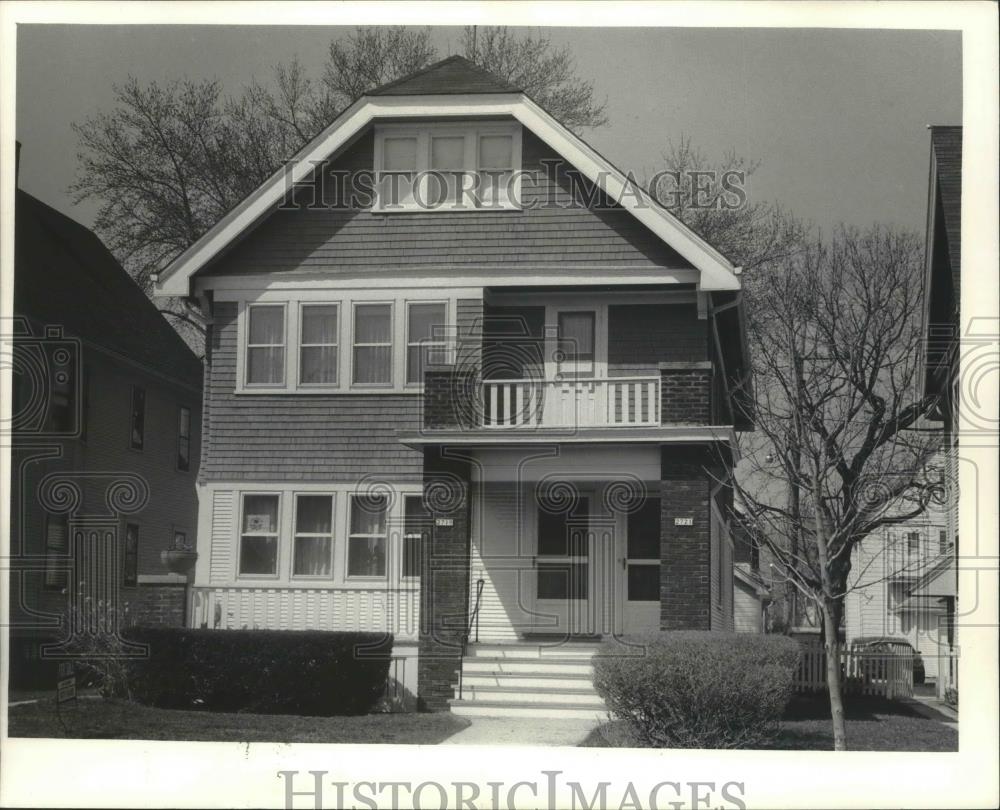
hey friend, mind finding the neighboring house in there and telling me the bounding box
[731,523,770,633]
[9,159,203,685]
[153,56,752,715]
[845,509,953,684]
[918,125,961,697]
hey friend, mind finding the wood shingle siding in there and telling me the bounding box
[202,130,693,279]
[201,301,425,482]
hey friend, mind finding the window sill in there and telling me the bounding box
[371,204,522,215]
[233,387,423,396]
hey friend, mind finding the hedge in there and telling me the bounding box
[593,632,801,749]
[123,628,393,716]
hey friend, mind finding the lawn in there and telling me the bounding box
[581,695,958,752]
[7,698,470,744]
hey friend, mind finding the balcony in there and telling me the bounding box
[482,376,660,429]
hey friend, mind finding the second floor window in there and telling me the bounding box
[353,304,392,385]
[129,385,145,450]
[246,304,286,386]
[406,302,447,384]
[299,304,339,385]
[177,406,191,471]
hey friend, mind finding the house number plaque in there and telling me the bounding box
[435,518,454,527]
[674,517,694,526]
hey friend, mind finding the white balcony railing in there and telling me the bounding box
[482,376,660,429]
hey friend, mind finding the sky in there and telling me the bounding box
[15,25,961,237]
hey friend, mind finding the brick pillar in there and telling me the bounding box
[417,448,472,711]
[659,361,712,424]
[660,445,713,630]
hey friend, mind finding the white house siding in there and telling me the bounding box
[846,525,950,682]
[734,577,763,633]
[468,481,532,640]
[191,481,422,699]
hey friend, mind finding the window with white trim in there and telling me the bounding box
[293,494,334,578]
[246,304,286,386]
[406,302,448,384]
[353,303,393,385]
[239,494,280,576]
[374,123,521,211]
[348,494,388,577]
[299,304,339,385]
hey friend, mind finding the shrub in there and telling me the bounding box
[593,632,801,749]
[913,653,925,685]
[124,628,393,716]
[943,686,958,707]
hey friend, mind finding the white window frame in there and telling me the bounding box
[351,301,395,388]
[233,290,462,395]
[346,493,390,581]
[373,122,522,213]
[237,491,282,580]
[244,302,288,389]
[297,302,340,388]
[405,299,450,387]
[291,493,336,580]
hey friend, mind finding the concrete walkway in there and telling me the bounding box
[906,694,959,729]
[444,717,601,746]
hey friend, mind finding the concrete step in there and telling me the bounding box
[454,686,605,706]
[459,672,597,690]
[461,658,594,676]
[449,699,608,720]
[468,641,603,659]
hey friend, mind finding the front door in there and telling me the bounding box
[532,493,597,635]
[616,496,662,634]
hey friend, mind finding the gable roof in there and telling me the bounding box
[368,55,521,96]
[155,56,742,297]
[15,189,203,390]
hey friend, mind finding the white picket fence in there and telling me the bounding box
[794,641,914,699]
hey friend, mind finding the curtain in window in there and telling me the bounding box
[247,307,285,384]
[300,305,338,384]
[293,495,333,577]
[430,136,465,205]
[478,135,513,205]
[353,305,392,384]
[383,137,417,205]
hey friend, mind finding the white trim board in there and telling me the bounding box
[155,93,742,297]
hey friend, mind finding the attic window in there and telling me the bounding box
[374,123,521,212]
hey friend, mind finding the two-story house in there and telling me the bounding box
[154,56,751,716]
[845,506,953,686]
[9,157,203,687]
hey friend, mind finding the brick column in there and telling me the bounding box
[660,445,713,630]
[659,361,712,424]
[417,448,472,711]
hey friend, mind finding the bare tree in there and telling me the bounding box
[651,136,806,273]
[731,224,941,750]
[461,27,608,131]
[71,26,609,346]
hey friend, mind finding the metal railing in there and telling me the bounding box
[457,578,485,701]
[482,376,660,428]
